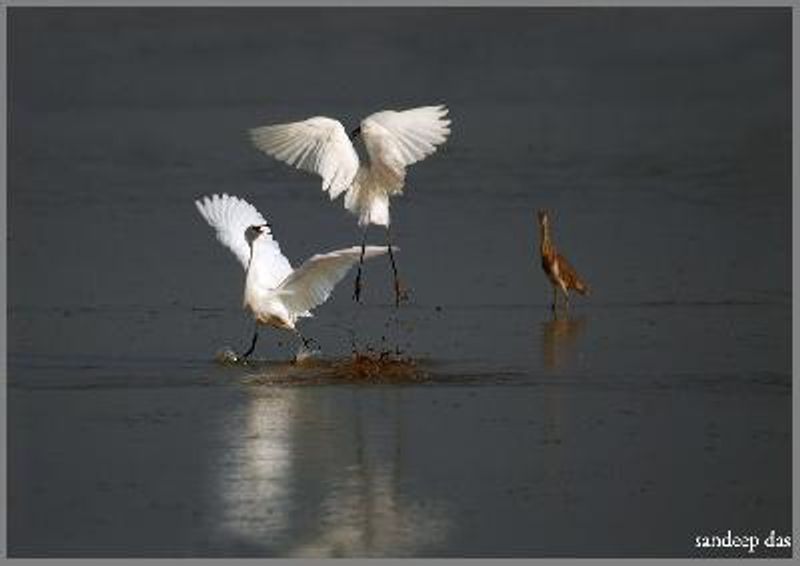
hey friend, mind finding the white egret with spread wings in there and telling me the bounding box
[195,193,389,360]
[249,105,451,306]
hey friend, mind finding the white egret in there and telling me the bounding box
[248,104,451,306]
[195,193,389,360]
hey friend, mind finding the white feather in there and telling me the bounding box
[276,246,389,316]
[194,193,292,279]
[196,194,389,330]
[361,105,451,171]
[249,117,360,199]
[248,105,451,227]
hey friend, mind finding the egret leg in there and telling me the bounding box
[353,227,369,303]
[387,225,401,308]
[293,328,315,350]
[293,330,320,363]
[241,327,259,359]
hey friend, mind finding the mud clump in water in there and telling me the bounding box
[331,351,426,384]
[219,346,427,386]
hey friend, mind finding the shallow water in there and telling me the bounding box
[7,8,792,557]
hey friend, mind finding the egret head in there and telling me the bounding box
[245,223,270,246]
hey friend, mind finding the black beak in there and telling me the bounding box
[349,126,361,141]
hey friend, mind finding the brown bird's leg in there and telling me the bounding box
[551,286,558,312]
[352,226,369,303]
[562,287,571,311]
[386,225,401,308]
[240,324,259,359]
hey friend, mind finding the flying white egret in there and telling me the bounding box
[195,193,389,360]
[248,104,451,306]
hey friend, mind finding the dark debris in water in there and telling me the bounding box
[329,351,426,384]
[231,350,429,386]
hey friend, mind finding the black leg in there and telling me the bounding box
[241,327,259,359]
[293,330,320,363]
[387,225,401,308]
[293,328,315,350]
[353,227,368,302]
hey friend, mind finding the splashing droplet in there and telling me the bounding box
[215,347,240,365]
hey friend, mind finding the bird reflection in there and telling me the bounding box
[214,389,296,543]
[287,393,450,557]
[539,315,588,509]
[540,313,587,370]
[213,381,450,556]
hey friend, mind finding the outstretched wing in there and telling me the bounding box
[276,246,389,315]
[195,194,292,283]
[360,105,451,194]
[249,116,360,199]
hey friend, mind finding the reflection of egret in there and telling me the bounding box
[212,383,450,556]
[287,393,449,557]
[540,314,587,371]
[289,466,449,557]
[215,390,295,543]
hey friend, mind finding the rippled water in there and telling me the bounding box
[8,8,791,557]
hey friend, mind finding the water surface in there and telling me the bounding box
[8,7,791,557]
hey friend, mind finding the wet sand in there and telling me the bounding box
[7,8,791,557]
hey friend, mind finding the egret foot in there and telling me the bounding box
[215,347,241,365]
[294,335,320,363]
[293,331,320,363]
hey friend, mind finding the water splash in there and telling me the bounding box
[214,346,243,365]
[294,343,320,363]
[328,350,425,383]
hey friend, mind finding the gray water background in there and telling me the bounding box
[7,8,792,557]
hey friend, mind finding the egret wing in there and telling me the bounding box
[360,105,451,193]
[247,229,295,291]
[195,194,292,282]
[276,246,389,315]
[249,117,360,199]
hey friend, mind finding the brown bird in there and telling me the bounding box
[537,210,589,311]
